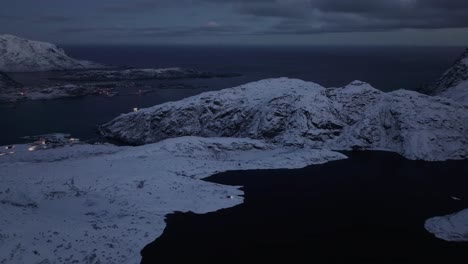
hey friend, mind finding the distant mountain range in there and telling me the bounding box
[0,34,466,106]
[0,35,241,102]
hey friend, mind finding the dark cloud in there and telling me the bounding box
[101,0,199,14]
[83,0,468,35]
[58,24,249,38]
[0,14,74,23]
[156,25,249,37]
[33,16,74,23]
[58,27,136,34]
[0,14,21,21]
[102,2,163,13]
[2,0,467,44]
[205,0,468,33]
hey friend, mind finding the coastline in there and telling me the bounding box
[142,151,468,263]
[0,137,345,264]
[1,43,467,264]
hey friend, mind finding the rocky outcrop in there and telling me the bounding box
[99,78,468,161]
[0,34,104,72]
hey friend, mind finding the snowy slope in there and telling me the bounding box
[0,35,104,72]
[0,137,345,264]
[423,48,468,105]
[425,209,468,242]
[99,78,468,161]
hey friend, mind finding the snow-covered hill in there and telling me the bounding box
[0,137,344,264]
[0,35,104,72]
[99,78,468,161]
[421,48,468,105]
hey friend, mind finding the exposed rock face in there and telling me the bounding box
[99,78,468,161]
[334,88,468,160]
[421,48,468,104]
[0,34,104,72]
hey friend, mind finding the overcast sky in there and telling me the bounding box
[1,0,468,45]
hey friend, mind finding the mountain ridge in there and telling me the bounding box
[99,78,468,161]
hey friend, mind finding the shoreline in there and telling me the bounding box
[0,137,345,264]
[142,150,468,262]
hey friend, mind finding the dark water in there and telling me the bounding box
[65,45,462,90]
[142,151,468,263]
[1,45,464,145]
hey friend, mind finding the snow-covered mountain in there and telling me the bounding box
[0,35,104,72]
[99,78,468,161]
[421,48,468,104]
